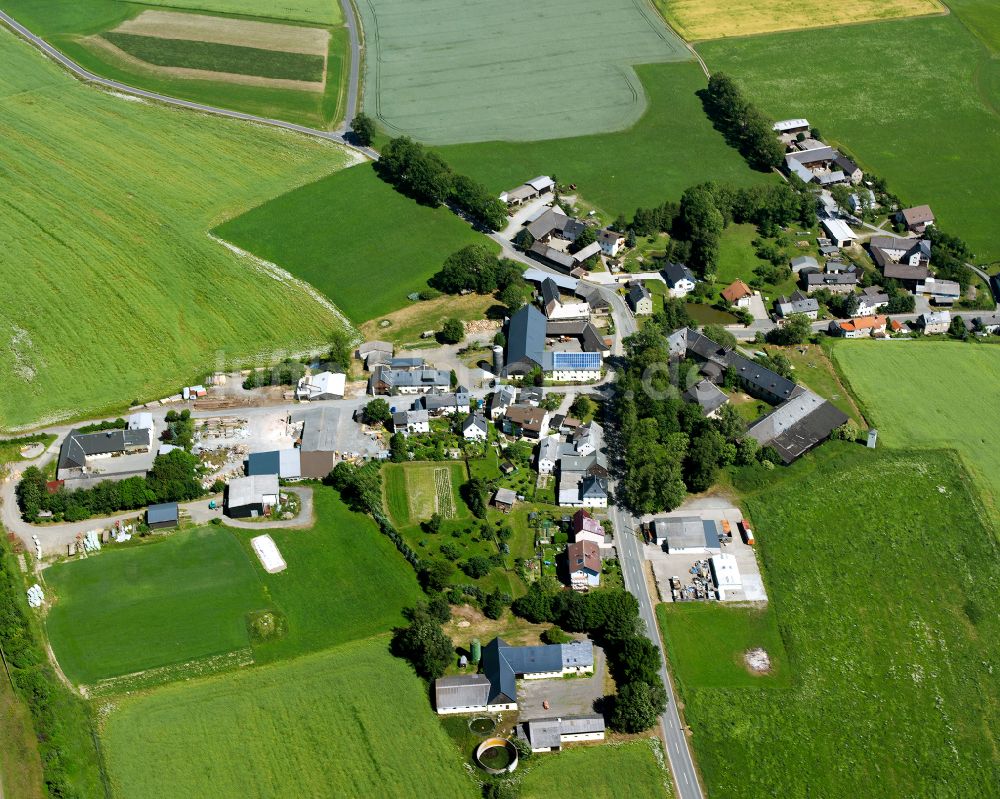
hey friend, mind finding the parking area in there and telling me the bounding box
[642,498,768,604]
[516,644,605,721]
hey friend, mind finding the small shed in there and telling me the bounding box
[147,502,179,530]
[493,488,517,513]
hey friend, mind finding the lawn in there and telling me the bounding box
[698,14,1000,262]
[357,0,688,144]
[215,163,495,324]
[45,527,268,686]
[360,293,501,346]
[383,461,470,526]
[654,0,943,41]
[680,444,1000,798]
[102,32,326,81]
[657,603,790,690]
[520,740,672,798]
[832,340,1000,517]
[101,637,479,799]
[0,29,351,430]
[436,62,766,217]
[773,343,865,426]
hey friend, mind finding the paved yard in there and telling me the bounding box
[517,644,605,721]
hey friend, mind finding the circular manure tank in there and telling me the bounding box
[474,737,518,775]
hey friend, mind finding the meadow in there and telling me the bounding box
[0,678,45,799]
[383,461,469,525]
[45,527,267,685]
[655,0,943,41]
[698,14,1000,262]
[101,637,479,799]
[519,740,672,798]
[436,62,766,217]
[215,164,494,324]
[657,603,790,689]
[0,29,351,430]
[137,0,343,26]
[357,0,688,144]
[832,341,1000,517]
[682,444,1000,798]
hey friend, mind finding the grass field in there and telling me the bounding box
[774,343,865,426]
[657,603,790,689]
[215,164,495,324]
[681,444,1000,798]
[140,0,342,25]
[101,637,478,799]
[948,0,1000,52]
[832,341,1000,516]
[384,461,469,525]
[46,527,267,685]
[0,678,45,799]
[520,740,671,798]
[698,14,1000,262]
[436,62,766,217]
[655,0,943,41]
[358,0,689,144]
[102,32,326,82]
[0,29,351,430]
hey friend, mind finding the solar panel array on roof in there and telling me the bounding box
[551,352,601,370]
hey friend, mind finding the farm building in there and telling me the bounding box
[225,474,279,519]
[56,427,152,481]
[746,386,849,463]
[434,675,494,714]
[566,540,601,590]
[773,118,810,136]
[504,304,547,376]
[790,255,819,273]
[127,412,154,432]
[247,449,301,480]
[292,407,340,478]
[499,176,554,206]
[916,277,961,306]
[295,371,346,401]
[805,270,859,294]
[540,278,590,321]
[493,488,517,512]
[544,351,602,382]
[683,379,729,418]
[545,320,609,354]
[821,218,857,248]
[653,517,722,555]
[709,553,742,600]
[627,282,653,315]
[519,716,605,752]
[146,502,178,530]
[898,205,935,233]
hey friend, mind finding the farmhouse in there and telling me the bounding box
[56,427,152,481]
[916,277,961,306]
[540,278,590,320]
[503,405,549,439]
[391,409,430,435]
[805,270,858,294]
[828,315,888,338]
[225,474,279,519]
[653,517,722,555]
[598,228,626,257]
[898,205,935,234]
[412,388,471,416]
[683,379,729,417]
[774,290,819,320]
[821,218,857,248]
[500,175,554,206]
[920,310,951,334]
[504,304,547,376]
[721,279,753,308]
[746,386,849,463]
[773,118,810,137]
[566,540,601,590]
[146,502,178,530]
[462,413,489,441]
[369,365,450,395]
[571,509,607,547]
[627,283,653,315]
[295,371,345,401]
[663,262,696,298]
[247,449,302,480]
[357,341,394,371]
[519,716,606,752]
[855,286,890,316]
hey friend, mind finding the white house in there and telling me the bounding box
[537,435,561,475]
[598,229,625,257]
[627,283,653,315]
[545,351,602,383]
[662,262,696,298]
[721,279,753,309]
[921,310,951,334]
[391,409,430,435]
[296,371,346,401]
[828,315,887,339]
[462,413,488,441]
[854,286,889,317]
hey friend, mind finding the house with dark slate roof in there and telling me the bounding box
[57,427,152,481]
[519,716,606,752]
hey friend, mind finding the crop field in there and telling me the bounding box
[657,603,790,689]
[101,637,478,799]
[0,30,351,430]
[655,0,943,41]
[948,0,1000,53]
[136,0,343,26]
[520,741,671,798]
[681,445,1000,798]
[698,15,1000,261]
[384,461,468,525]
[357,0,688,144]
[215,164,494,324]
[45,527,267,686]
[436,62,766,217]
[832,341,1000,517]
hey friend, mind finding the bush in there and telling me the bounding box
[438,318,465,344]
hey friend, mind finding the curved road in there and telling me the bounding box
[0,7,378,160]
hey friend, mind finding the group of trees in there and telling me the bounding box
[242,359,307,390]
[375,137,507,230]
[390,600,454,681]
[764,313,812,346]
[17,449,204,523]
[163,408,195,450]
[511,583,667,732]
[702,73,784,171]
[925,227,975,291]
[430,244,529,309]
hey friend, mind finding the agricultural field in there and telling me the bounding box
[215,164,494,324]
[137,0,343,25]
[45,527,268,686]
[0,29,351,430]
[947,0,1000,52]
[3,1,349,127]
[384,461,469,526]
[358,0,689,144]
[698,14,1000,261]
[101,637,479,799]
[682,445,1000,798]
[520,741,671,798]
[437,62,766,217]
[657,602,790,689]
[654,0,943,41]
[0,678,45,799]
[832,341,1000,517]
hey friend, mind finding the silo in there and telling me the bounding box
[470,638,482,664]
[492,346,504,375]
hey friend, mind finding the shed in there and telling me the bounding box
[146,502,179,530]
[493,487,517,512]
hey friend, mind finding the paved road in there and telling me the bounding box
[335,0,363,134]
[0,9,378,160]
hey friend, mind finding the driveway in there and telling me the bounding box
[517,645,605,721]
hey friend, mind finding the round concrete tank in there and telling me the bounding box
[492,346,504,375]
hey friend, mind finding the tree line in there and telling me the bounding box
[376,137,508,231]
[702,73,785,172]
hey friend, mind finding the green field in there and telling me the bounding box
[682,445,1000,798]
[0,29,350,430]
[358,0,688,144]
[3,1,349,128]
[46,527,267,685]
[833,341,1000,516]
[136,0,343,25]
[103,31,326,81]
[216,164,495,323]
[436,62,766,216]
[698,14,1000,261]
[102,637,478,799]
[383,461,468,525]
[657,603,790,689]
[520,740,671,798]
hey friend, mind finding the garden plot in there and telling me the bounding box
[357,0,690,144]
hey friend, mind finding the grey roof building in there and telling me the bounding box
[521,716,605,751]
[747,387,848,463]
[146,502,178,530]
[683,379,729,416]
[481,638,594,706]
[370,365,451,394]
[653,517,722,553]
[57,427,151,477]
[505,304,547,375]
[545,320,609,353]
[434,675,492,713]
[775,290,819,318]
